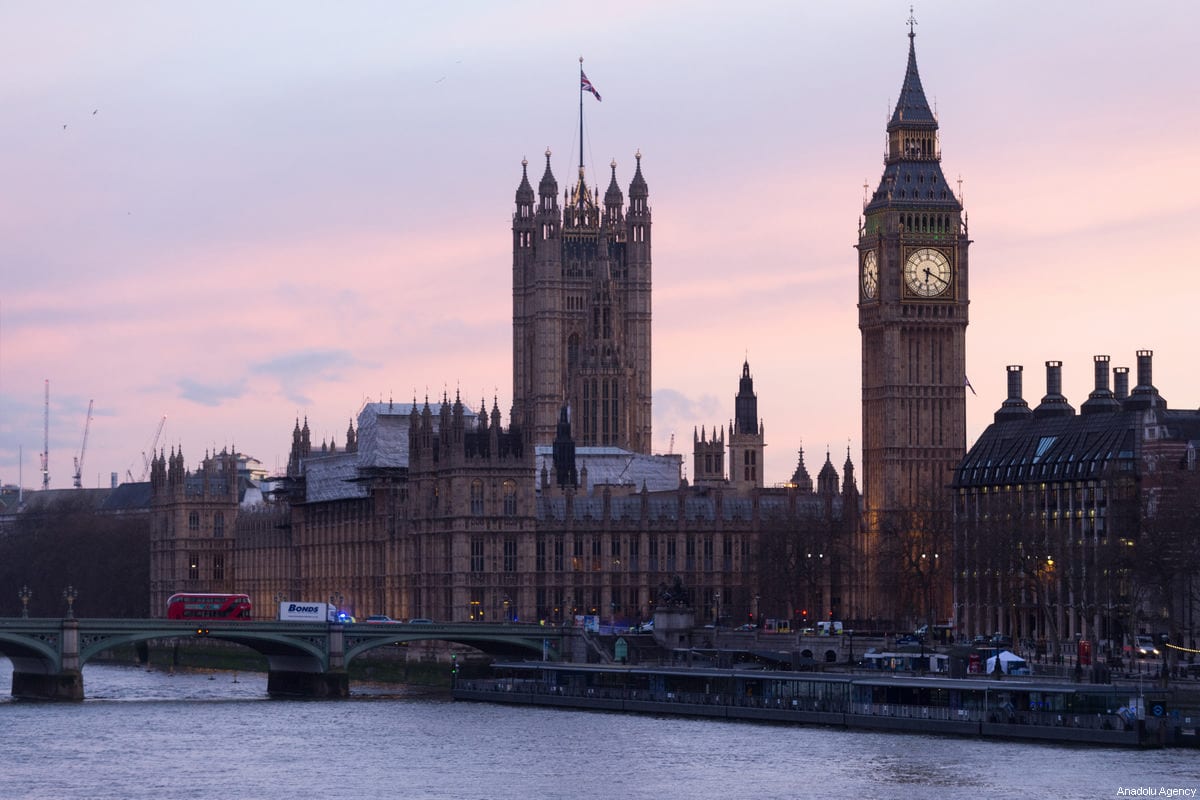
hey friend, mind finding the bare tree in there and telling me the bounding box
[1,496,149,618]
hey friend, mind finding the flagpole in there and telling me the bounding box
[578,56,585,172]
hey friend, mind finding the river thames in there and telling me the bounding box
[0,661,1196,800]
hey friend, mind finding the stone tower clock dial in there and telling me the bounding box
[861,250,879,299]
[903,247,951,298]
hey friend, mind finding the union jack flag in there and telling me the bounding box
[581,71,602,102]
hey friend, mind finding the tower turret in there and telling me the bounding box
[789,447,814,493]
[729,360,765,491]
[512,145,652,453]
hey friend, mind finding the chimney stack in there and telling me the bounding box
[995,365,1033,423]
[1033,361,1075,419]
[1113,366,1130,401]
[1081,355,1121,415]
[1124,349,1167,411]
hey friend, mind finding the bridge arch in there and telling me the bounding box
[343,633,549,665]
[0,630,63,675]
[76,627,329,674]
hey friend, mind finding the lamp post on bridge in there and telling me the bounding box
[18,585,31,618]
[330,591,344,622]
[62,585,78,620]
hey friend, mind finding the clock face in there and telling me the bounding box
[904,248,952,298]
[861,250,878,299]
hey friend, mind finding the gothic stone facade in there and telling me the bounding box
[857,29,969,623]
[147,394,860,627]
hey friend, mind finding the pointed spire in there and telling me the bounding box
[817,449,839,495]
[734,359,758,436]
[604,157,623,209]
[538,147,558,199]
[515,156,534,205]
[629,149,648,198]
[842,445,857,495]
[790,447,813,493]
[889,11,936,130]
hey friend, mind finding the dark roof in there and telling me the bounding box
[100,482,153,511]
[865,32,961,215]
[865,160,960,212]
[888,34,936,130]
[12,488,109,513]
[955,410,1148,488]
[956,410,1141,488]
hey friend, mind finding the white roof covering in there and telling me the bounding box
[302,401,480,502]
[534,445,681,494]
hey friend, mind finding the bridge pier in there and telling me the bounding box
[11,620,84,700]
[267,669,349,698]
[266,624,348,697]
[12,669,84,701]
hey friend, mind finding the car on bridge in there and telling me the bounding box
[365,615,399,624]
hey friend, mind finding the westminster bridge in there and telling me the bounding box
[0,618,564,700]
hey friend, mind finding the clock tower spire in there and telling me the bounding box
[856,18,970,623]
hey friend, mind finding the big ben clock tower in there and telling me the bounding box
[858,19,969,620]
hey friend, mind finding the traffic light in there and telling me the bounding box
[450,653,458,675]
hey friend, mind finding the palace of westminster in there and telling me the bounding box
[24,27,1199,645]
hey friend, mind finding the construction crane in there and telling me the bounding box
[139,415,167,481]
[39,380,50,491]
[73,399,94,489]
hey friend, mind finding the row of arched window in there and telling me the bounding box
[469,479,518,517]
[901,213,954,233]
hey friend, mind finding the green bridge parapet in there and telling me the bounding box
[0,618,563,700]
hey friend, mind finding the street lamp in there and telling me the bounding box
[330,591,344,622]
[18,585,31,618]
[62,585,78,620]
[714,592,721,627]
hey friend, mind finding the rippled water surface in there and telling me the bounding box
[1,661,1196,800]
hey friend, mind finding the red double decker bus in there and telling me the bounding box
[166,593,252,620]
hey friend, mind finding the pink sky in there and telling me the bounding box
[2,1,1198,490]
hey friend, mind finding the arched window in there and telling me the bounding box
[470,480,484,516]
[503,480,517,517]
[567,334,580,370]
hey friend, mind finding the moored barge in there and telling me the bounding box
[454,661,1195,748]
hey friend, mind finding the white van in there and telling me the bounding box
[278,601,337,622]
